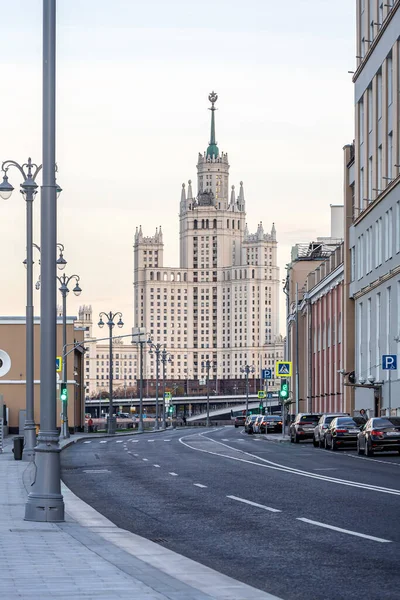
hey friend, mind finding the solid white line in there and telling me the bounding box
[153,464,160,468]
[178,432,400,497]
[83,441,91,444]
[142,458,148,462]
[99,441,107,444]
[194,483,207,488]
[227,495,281,513]
[297,517,392,543]
[83,469,110,473]
[345,453,400,467]
[169,472,178,476]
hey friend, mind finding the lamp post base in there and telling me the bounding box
[107,416,116,434]
[23,421,37,461]
[24,432,64,522]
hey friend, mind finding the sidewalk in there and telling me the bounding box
[0,432,281,600]
[263,433,291,443]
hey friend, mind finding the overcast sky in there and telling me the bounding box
[0,0,355,336]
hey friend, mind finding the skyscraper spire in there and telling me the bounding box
[206,91,219,158]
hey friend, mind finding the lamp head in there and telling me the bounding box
[20,176,38,197]
[73,282,82,296]
[0,174,14,200]
[117,317,124,328]
[98,318,104,328]
[56,251,67,271]
[56,182,62,199]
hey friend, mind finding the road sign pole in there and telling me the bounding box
[389,370,391,416]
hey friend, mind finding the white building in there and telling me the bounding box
[134,92,283,389]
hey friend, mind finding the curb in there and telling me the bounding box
[264,435,291,444]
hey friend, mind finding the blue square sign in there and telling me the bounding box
[262,369,272,380]
[382,355,397,370]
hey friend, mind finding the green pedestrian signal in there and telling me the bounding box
[279,379,289,400]
[169,405,174,414]
[60,383,68,402]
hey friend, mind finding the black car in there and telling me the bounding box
[357,417,400,456]
[260,415,283,433]
[244,415,259,434]
[324,417,360,450]
[290,413,322,443]
[234,415,246,428]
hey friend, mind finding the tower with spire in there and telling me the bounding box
[133,93,282,388]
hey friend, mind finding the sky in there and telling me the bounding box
[0,0,356,337]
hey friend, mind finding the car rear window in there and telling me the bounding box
[300,415,320,423]
[373,418,396,428]
[265,416,281,421]
[336,419,357,427]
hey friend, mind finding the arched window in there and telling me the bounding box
[171,272,175,281]
[252,269,255,279]
[238,220,240,229]
[244,269,247,279]
[206,219,209,229]
[227,219,229,228]
[163,272,168,281]
[240,270,242,279]
[157,272,161,281]
[227,272,230,281]
[177,272,181,282]
[202,219,205,229]
[194,219,198,230]
[235,270,237,279]
[150,272,154,280]
[184,272,187,282]
[213,218,217,229]
[232,220,235,229]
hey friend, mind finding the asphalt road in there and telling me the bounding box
[61,426,400,600]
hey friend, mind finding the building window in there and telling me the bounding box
[396,201,400,254]
[388,132,393,181]
[376,293,381,380]
[377,72,382,120]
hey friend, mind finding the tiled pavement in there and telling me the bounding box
[0,433,281,600]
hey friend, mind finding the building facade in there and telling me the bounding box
[133,93,284,389]
[348,0,400,414]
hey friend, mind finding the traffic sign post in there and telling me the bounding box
[382,355,397,414]
[276,361,292,377]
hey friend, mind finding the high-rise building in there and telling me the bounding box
[134,93,283,389]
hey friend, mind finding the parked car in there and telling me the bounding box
[234,415,246,428]
[357,417,400,456]
[324,417,360,450]
[245,414,259,434]
[260,415,283,434]
[290,413,322,443]
[313,413,350,448]
[253,415,265,434]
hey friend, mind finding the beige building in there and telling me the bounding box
[0,316,85,433]
[133,93,284,388]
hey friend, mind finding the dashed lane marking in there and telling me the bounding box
[99,441,107,444]
[116,440,123,443]
[227,495,281,513]
[148,440,155,442]
[153,464,160,468]
[142,458,148,462]
[194,483,207,488]
[169,472,178,476]
[83,441,91,444]
[297,517,392,543]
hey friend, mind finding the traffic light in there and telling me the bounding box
[279,379,289,400]
[348,371,356,385]
[60,383,68,402]
[169,405,174,414]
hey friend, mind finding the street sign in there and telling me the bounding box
[257,391,266,399]
[164,392,172,400]
[199,379,206,385]
[262,369,272,380]
[56,356,62,372]
[276,361,292,377]
[382,355,397,370]
[267,392,273,399]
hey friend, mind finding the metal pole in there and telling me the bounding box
[138,342,144,433]
[295,282,299,414]
[24,191,36,460]
[388,370,392,416]
[61,289,69,438]
[206,361,210,427]
[245,369,249,418]
[25,0,64,522]
[155,350,159,430]
[108,319,114,434]
[162,355,166,429]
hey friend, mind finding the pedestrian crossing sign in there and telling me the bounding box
[276,361,292,377]
[56,357,62,373]
[257,391,266,399]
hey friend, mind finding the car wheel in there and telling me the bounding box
[324,437,329,450]
[235,424,238,428]
[357,439,364,455]
[318,437,324,448]
[313,437,319,448]
[365,439,374,457]
[295,434,300,443]
[290,432,294,443]
[331,439,336,451]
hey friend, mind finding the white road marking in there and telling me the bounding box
[99,441,107,444]
[153,464,160,468]
[169,472,178,476]
[116,440,123,443]
[221,438,229,441]
[83,469,110,473]
[164,439,171,442]
[345,453,400,467]
[133,453,139,456]
[142,458,148,462]
[313,468,338,471]
[193,483,207,488]
[148,440,155,442]
[83,441,91,444]
[297,518,392,543]
[179,432,400,497]
[227,495,281,512]
[130,440,139,443]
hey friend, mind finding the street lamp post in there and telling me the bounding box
[161,349,172,429]
[147,339,162,430]
[131,327,146,433]
[202,360,213,427]
[98,311,124,434]
[241,365,255,418]
[58,273,82,438]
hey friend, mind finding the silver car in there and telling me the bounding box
[313,413,350,448]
